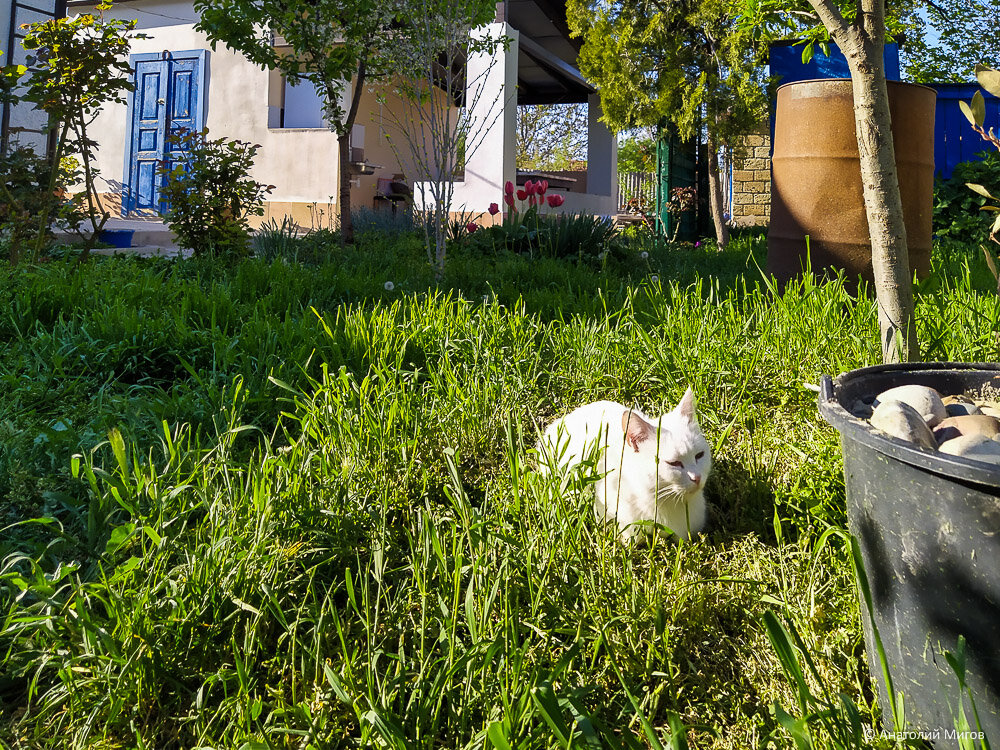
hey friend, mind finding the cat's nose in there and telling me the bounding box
[688,472,701,486]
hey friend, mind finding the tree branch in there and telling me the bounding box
[805,0,851,41]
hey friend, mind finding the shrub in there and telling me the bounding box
[933,150,1000,253]
[159,129,273,257]
[353,205,417,236]
[0,146,83,263]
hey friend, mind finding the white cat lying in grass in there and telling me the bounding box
[539,389,711,540]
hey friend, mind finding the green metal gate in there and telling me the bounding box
[655,118,698,242]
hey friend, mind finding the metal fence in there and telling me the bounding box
[618,171,656,213]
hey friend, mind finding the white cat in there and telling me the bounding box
[538,389,711,540]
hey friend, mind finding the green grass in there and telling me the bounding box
[1,229,998,748]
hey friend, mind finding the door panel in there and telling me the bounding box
[124,51,206,214]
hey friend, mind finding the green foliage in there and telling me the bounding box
[568,0,770,144]
[194,0,393,135]
[252,215,303,262]
[517,104,589,170]
[0,147,82,264]
[0,1,142,258]
[469,212,621,266]
[463,182,622,265]
[933,151,1000,252]
[159,129,273,258]
[897,0,1000,84]
[617,131,656,174]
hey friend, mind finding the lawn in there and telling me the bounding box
[1,229,998,748]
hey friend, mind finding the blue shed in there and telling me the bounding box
[928,84,1000,179]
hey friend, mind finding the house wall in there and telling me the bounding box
[76,0,452,226]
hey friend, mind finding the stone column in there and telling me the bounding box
[455,22,518,211]
[587,93,617,199]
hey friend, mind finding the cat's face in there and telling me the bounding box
[622,388,712,496]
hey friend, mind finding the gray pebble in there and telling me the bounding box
[933,414,1000,445]
[874,385,947,427]
[938,434,1000,465]
[870,400,937,450]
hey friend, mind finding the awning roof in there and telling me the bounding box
[504,0,594,104]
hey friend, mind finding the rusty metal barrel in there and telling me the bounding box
[767,79,936,289]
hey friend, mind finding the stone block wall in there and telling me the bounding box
[731,129,771,227]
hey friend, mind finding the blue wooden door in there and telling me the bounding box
[124,51,207,214]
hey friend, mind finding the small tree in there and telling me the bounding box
[194,0,397,244]
[568,0,771,249]
[739,0,922,362]
[378,0,503,279]
[158,129,274,257]
[0,1,142,261]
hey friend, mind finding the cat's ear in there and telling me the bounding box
[622,410,653,452]
[675,388,697,421]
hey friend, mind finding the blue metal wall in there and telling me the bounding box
[930,84,1000,180]
[769,42,901,85]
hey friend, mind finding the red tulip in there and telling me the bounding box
[488,202,500,216]
[516,189,527,201]
[524,180,535,196]
[546,193,565,208]
[504,194,516,208]
[467,222,479,233]
[504,180,514,195]
[538,180,549,195]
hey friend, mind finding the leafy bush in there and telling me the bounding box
[933,150,1000,253]
[0,146,82,263]
[159,129,273,257]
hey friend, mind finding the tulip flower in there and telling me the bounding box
[537,180,549,195]
[504,194,517,209]
[546,193,565,208]
[467,222,479,233]
[504,180,514,195]
[488,202,500,216]
[524,180,535,196]
[516,189,527,201]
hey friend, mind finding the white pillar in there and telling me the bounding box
[453,22,518,211]
[587,93,617,200]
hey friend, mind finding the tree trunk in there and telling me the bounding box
[706,127,729,249]
[336,59,368,245]
[807,0,918,363]
[338,132,354,243]
[846,51,917,362]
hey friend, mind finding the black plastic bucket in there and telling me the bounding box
[819,363,1000,743]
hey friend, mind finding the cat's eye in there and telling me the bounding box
[667,460,683,468]
[695,451,704,460]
